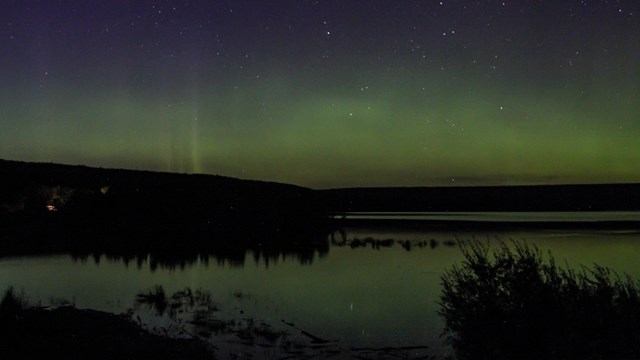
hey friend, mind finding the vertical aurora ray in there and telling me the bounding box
[189,49,202,175]
[190,108,202,174]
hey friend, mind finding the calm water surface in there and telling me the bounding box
[2,213,640,358]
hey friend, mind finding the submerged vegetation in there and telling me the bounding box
[440,240,640,360]
[134,285,431,359]
[135,286,219,320]
[134,286,324,347]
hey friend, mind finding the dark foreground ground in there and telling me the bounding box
[0,306,215,360]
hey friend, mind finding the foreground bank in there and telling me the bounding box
[0,290,215,360]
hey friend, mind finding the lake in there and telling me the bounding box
[2,212,640,358]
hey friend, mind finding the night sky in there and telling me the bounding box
[1,1,638,188]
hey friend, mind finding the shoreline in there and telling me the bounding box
[334,217,640,230]
[0,306,215,359]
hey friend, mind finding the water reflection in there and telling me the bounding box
[3,226,640,359]
[67,228,461,271]
[330,231,457,250]
[69,236,330,271]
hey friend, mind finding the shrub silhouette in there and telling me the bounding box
[0,286,27,320]
[439,240,640,360]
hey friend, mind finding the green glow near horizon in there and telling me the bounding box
[2,72,637,188]
[0,2,638,188]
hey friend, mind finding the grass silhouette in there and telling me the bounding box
[440,240,640,360]
[0,287,27,320]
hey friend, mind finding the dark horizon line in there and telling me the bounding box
[2,157,638,191]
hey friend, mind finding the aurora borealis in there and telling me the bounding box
[1,1,638,188]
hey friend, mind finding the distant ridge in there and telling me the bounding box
[1,158,639,213]
[320,183,640,212]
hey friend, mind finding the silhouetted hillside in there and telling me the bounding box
[0,159,329,255]
[0,159,318,216]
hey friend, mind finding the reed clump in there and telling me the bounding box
[440,240,640,360]
[0,286,28,320]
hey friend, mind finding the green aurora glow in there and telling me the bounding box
[0,1,638,188]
